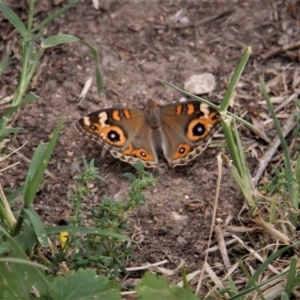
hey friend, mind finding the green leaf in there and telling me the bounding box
[281,293,290,300]
[6,185,24,203]
[0,259,48,299]
[244,244,297,290]
[0,2,28,38]
[0,53,9,77]
[24,207,49,247]
[220,47,251,111]
[0,127,22,137]
[0,226,36,256]
[22,92,39,105]
[23,119,64,206]
[46,225,125,240]
[284,257,297,297]
[41,34,80,48]
[123,173,136,180]
[23,143,47,205]
[136,273,199,300]
[1,92,38,121]
[48,268,121,300]
[0,225,50,296]
[78,40,104,93]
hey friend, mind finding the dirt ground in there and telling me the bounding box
[1,0,300,290]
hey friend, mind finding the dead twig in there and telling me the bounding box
[261,39,300,61]
[252,112,297,186]
[274,92,300,113]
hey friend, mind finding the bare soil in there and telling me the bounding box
[1,0,300,291]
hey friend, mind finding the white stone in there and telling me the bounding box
[184,73,216,94]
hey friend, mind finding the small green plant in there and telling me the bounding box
[61,161,156,277]
[70,159,104,226]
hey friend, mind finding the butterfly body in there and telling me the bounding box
[76,99,221,167]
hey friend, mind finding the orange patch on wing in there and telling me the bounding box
[186,119,208,141]
[122,144,155,162]
[112,110,121,121]
[86,123,127,146]
[123,144,134,155]
[175,104,183,115]
[123,109,131,119]
[186,112,220,142]
[210,111,220,122]
[186,104,195,115]
[172,143,191,159]
[134,148,155,161]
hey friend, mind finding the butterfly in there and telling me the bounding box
[75,99,221,167]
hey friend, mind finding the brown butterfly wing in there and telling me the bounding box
[159,101,221,167]
[76,108,158,167]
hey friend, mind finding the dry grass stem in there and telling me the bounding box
[125,259,168,272]
[77,76,93,105]
[204,261,230,299]
[0,184,16,223]
[232,235,280,275]
[261,39,300,60]
[254,215,291,244]
[214,224,231,269]
[207,238,237,252]
[196,154,222,294]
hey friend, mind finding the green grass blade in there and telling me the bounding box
[295,154,300,181]
[78,40,104,93]
[229,271,288,299]
[284,257,297,297]
[281,293,290,300]
[0,2,28,37]
[6,185,24,203]
[24,207,49,247]
[0,201,15,228]
[238,259,265,299]
[32,0,79,33]
[221,119,243,175]
[0,53,9,77]
[1,92,38,121]
[46,225,125,240]
[220,47,251,111]
[0,127,22,137]
[22,143,47,206]
[0,226,36,255]
[0,225,50,290]
[244,243,297,290]
[259,77,299,222]
[227,276,238,295]
[259,78,291,174]
[27,0,35,31]
[0,257,50,270]
[23,119,64,206]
